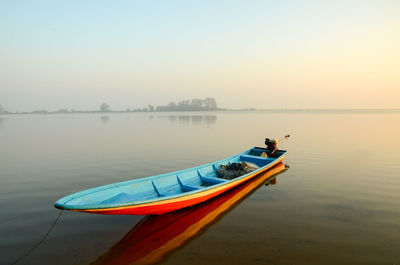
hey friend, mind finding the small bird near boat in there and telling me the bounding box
[54,137,289,215]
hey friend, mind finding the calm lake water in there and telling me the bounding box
[1,111,400,265]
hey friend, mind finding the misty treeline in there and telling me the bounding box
[132,97,218,112]
[0,97,219,114]
[102,97,218,112]
[155,97,218,112]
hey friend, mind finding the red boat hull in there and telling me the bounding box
[74,157,284,215]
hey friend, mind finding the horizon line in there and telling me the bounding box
[1,107,400,115]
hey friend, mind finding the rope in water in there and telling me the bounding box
[10,209,64,265]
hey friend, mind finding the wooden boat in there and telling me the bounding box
[91,162,287,265]
[54,147,287,215]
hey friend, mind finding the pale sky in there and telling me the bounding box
[0,0,399,112]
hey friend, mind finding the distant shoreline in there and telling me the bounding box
[1,108,399,115]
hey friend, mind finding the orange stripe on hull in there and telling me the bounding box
[74,157,284,215]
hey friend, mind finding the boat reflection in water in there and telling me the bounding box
[92,162,287,265]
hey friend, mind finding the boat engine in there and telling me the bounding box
[265,138,277,152]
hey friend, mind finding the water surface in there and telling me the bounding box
[1,111,399,264]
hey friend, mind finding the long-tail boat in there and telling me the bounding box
[55,146,287,215]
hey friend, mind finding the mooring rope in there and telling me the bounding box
[10,209,64,265]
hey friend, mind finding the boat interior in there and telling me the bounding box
[59,148,285,208]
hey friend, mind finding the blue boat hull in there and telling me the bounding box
[55,147,287,215]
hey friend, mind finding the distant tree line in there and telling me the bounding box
[129,97,219,112]
[155,97,218,111]
[99,98,218,112]
[0,97,220,114]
